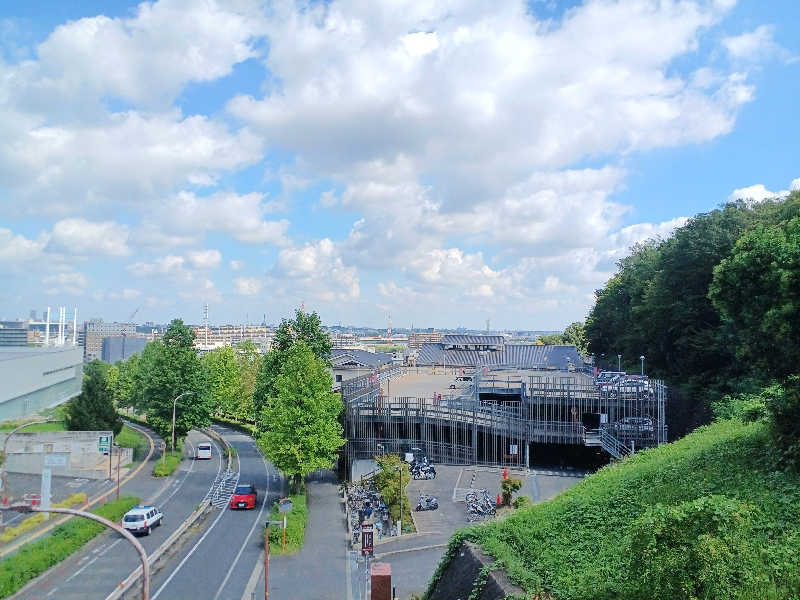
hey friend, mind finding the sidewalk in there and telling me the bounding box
[261,470,348,600]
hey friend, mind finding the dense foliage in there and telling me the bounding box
[267,493,308,554]
[428,420,800,600]
[585,191,800,440]
[65,360,123,435]
[256,342,345,491]
[373,454,415,533]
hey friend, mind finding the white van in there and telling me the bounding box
[196,442,212,460]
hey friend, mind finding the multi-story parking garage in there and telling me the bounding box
[343,365,667,473]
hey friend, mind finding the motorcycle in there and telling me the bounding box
[416,493,439,511]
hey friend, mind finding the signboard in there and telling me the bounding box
[98,435,111,454]
[278,498,293,513]
[509,444,518,455]
[44,455,67,467]
[361,523,374,556]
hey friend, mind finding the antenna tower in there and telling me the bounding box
[486,318,490,332]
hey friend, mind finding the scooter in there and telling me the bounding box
[416,494,439,511]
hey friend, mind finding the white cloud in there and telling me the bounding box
[234,277,263,296]
[722,25,792,62]
[186,249,222,270]
[0,228,48,264]
[109,288,142,300]
[230,260,245,271]
[49,218,130,256]
[270,239,360,302]
[790,178,800,192]
[728,182,792,203]
[152,192,290,245]
[43,271,88,296]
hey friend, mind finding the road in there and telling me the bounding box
[13,427,225,600]
[147,424,282,600]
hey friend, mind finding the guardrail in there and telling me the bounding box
[105,499,212,600]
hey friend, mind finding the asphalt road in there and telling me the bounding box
[147,424,282,600]
[13,427,225,600]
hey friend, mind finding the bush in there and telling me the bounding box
[501,477,522,506]
[765,377,800,470]
[373,455,416,533]
[512,496,530,510]
[0,496,139,598]
[267,493,308,554]
[0,514,47,543]
[152,451,182,477]
[53,492,87,508]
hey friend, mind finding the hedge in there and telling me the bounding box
[267,493,308,554]
[0,496,139,598]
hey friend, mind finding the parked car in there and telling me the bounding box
[613,417,654,434]
[122,505,163,536]
[595,371,625,385]
[196,442,212,460]
[230,483,257,510]
[449,375,474,388]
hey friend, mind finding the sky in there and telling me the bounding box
[0,0,798,331]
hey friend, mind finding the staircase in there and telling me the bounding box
[585,428,631,459]
[204,469,240,509]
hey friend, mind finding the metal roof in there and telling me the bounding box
[417,343,582,370]
[442,334,505,345]
[331,348,392,368]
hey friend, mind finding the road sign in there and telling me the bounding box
[98,435,111,452]
[278,498,293,513]
[361,523,373,556]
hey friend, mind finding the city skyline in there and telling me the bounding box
[1,0,798,331]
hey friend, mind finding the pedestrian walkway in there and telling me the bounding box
[264,470,348,600]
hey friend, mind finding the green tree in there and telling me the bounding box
[202,346,242,420]
[254,310,331,411]
[109,353,139,409]
[136,319,212,443]
[65,360,123,435]
[562,322,587,354]
[234,340,261,422]
[257,342,345,491]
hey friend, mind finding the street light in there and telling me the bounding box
[617,354,622,371]
[171,391,195,453]
[640,355,645,376]
[394,465,404,536]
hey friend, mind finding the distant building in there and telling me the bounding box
[330,332,360,348]
[82,320,134,362]
[330,348,393,386]
[0,325,29,347]
[0,347,83,421]
[408,331,444,350]
[191,324,272,352]
[101,336,149,363]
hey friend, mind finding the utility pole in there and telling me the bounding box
[116,445,121,501]
[264,526,270,600]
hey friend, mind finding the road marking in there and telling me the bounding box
[65,538,123,583]
[45,587,59,597]
[238,440,274,600]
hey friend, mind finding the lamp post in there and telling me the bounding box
[617,354,622,371]
[171,391,195,453]
[640,355,645,376]
[395,465,403,536]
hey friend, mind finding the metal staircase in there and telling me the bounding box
[204,469,240,509]
[585,427,631,459]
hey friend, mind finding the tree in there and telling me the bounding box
[257,342,345,491]
[65,360,123,435]
[234,340,261,422]
[254,309,332,411]
[136,319,212,443]
[110,352,139,409]
[202,347,242,420]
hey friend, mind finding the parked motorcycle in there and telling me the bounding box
[416,493,439,511]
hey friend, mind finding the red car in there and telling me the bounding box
[230,483,257,510]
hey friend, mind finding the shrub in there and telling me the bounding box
[512,496,530,510]
[765,377,800,470]
[267,493,308,554]
[501,477,522,506]
[373,455,415,532]
[0,496,139,598]
[152,451,182,477]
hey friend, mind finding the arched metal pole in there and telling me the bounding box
[2,504,150,600]
[1,420,61,506]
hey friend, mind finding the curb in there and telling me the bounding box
[373,542,448,559]
[105,499,213,600]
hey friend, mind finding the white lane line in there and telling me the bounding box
[65,538,123,583]
[213,478,268,599]
[151,436,238,600]
[150,505,229,599]
[239,450,274,600]
[46,587,59,597]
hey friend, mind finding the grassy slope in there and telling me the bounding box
[431,420,800,599]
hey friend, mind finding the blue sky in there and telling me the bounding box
[1,0,798,331]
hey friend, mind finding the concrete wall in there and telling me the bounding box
[0,347,83,421]
[0,431,131,479]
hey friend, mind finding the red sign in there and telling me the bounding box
[361,523,374,556]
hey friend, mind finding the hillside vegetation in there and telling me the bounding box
[428,419,800,600]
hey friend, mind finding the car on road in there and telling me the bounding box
[613,417,654,434]
[230,483,257,510]
[122,505,163,536]
[196,442,212,460]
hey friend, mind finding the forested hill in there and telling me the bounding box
[585,190,800,441]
